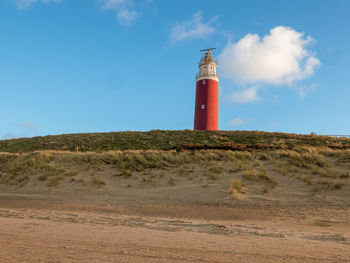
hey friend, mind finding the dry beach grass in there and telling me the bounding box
[0,131,350,262]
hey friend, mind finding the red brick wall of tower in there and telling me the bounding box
[194,78,218,130]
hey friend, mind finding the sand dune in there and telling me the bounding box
[0,147,350,262]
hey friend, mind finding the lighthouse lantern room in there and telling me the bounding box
[194,48,219,130]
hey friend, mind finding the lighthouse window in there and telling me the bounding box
[201,105,205,109]
[202,80,206,85]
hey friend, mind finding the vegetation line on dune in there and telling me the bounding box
[1,130,350,153]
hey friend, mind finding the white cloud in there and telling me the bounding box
[19,122,39,131]
[1,122,40,140]
[98,0,141,25]
[218,26,320,86]
[230,86,259,104]
[117,8,139,25]
[143,0,153,5]
[228,117,249,126]
[16,0,36,9]
[170,11,217,43]
[99,0,131,10]
[294,83,316,99]
[16,0,62,9]
[16,0,146,25]
[1,132,25,140]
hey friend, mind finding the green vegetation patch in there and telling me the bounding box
[1,130,349,153]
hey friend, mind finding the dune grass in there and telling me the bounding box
[276,149,329,169]
[228,179,244,197]
[91,177,106,187]
[0,143,348,194]
[242,169,277,188]
[1,130,350,153]
[47,176,63,187]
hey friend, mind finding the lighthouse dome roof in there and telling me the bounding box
[199,52,217,65]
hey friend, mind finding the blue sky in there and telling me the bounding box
[1,0,349,139]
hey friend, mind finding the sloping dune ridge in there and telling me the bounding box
[0,130,350,262]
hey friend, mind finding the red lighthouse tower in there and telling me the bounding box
[194,48,219,130]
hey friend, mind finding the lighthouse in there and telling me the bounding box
[194,48,219,130]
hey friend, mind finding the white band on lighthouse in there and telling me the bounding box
[196,76,219,82]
